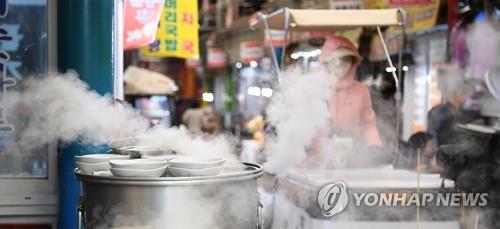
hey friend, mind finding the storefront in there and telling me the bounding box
[0,0,57,227]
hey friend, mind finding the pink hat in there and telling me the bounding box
[320,36,361,64]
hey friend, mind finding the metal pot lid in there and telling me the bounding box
[76,162,263,186]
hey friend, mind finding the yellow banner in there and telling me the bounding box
[403,0,441,33]
[365,0,440,33]
[140,0,199,59]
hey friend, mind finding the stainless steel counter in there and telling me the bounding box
[271,168,460,224]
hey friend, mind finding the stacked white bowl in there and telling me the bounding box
[75,154,129,174]
[109,159,168,177]
[167,157,225,177]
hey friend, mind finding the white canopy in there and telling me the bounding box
[252,8,403,31]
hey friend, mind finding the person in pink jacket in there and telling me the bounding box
[321,36,381,146]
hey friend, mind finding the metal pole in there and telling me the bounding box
[394,8,407,162]
[391,8,407,164]
[113,0,124,100]
[280,7,291,72]
[376,26,399,88]
[376,26,401,164]
[258,12,282,81]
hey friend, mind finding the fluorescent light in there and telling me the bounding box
[290,49,322,60]
[247,86,261,96]
[385,67,397,72]
[250,61,258,68]
[202,92,214,102]
[262,88,273,97]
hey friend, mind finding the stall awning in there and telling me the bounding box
[252,8,403,31]
[124,66,178,95]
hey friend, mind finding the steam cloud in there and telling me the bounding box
[465,21,500,78]
[263,68,335,175]
[3,72,235,161]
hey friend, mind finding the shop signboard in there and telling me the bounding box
[123,0,165,50]
[240,41,263,64]
[207,48,226,68]
[140,0,199,59]
[403,0,440,33]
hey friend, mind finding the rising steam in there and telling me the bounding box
[3,72,235,160]
[465,21,500,78]
[263,68,335,175]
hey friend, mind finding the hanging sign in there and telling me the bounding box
[207,48,226,68]
[140,0,199,59]
[240,41,263,64]
[123,0,165,50]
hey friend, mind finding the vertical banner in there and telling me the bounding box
[123,0,165,50]
[140,0,199,59]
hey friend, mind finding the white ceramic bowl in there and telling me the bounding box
[110,165,167,177]
[109,159,167,170]
[75,154,129,163]
[143,154,185,162]
[167,166,225,177]
[76,162,110,174]
[168,157,225,169]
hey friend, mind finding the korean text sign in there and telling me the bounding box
[123,0,165,50]
[140,0,199,59]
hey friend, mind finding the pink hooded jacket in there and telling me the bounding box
[323,36,381,146]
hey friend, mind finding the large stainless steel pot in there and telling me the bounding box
[76,163,263,229]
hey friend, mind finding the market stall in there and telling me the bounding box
[249,8,466,229]
[251,8,406,156]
